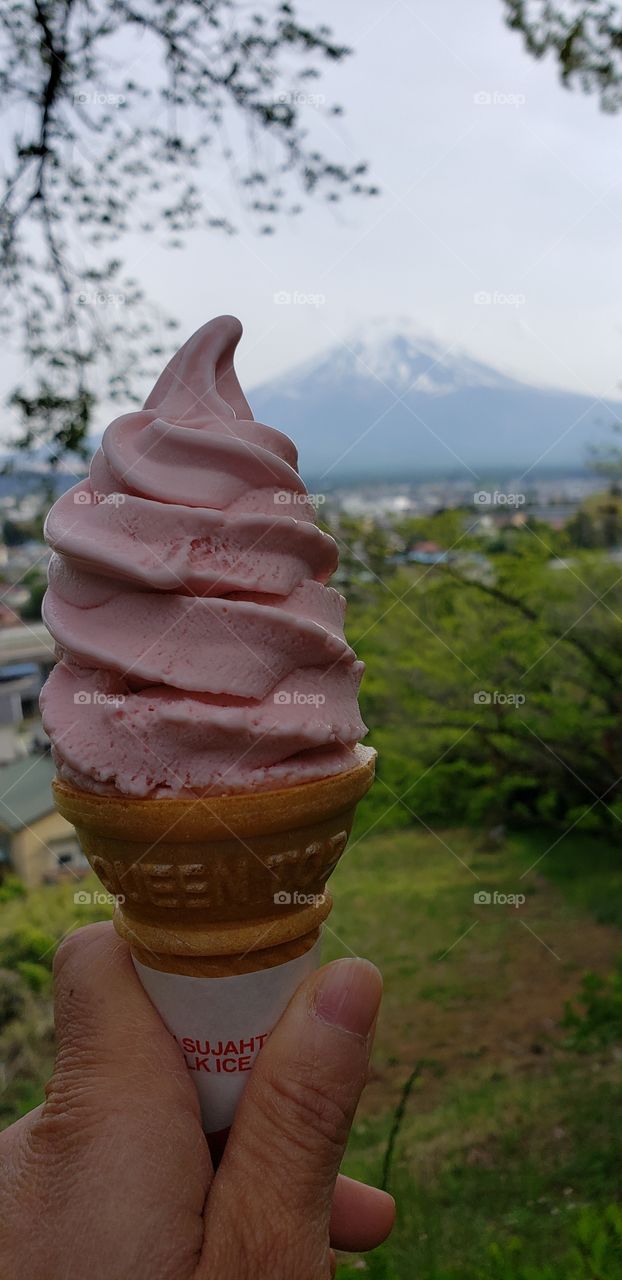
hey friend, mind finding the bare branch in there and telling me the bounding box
[0,0,377,460]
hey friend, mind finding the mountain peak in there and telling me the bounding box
[338,318,513,397]
[258,318,516,402]
[249,320,622,480]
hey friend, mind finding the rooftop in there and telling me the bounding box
[0,752,57,831]
[0,622,54,664]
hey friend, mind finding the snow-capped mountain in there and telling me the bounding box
[324,318,511,396]
[250,321,622,482]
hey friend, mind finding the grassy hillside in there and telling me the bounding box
[325,828,622,1278]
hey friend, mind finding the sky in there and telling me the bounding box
[2,0,622,432]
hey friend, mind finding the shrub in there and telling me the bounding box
[16,961,53,994]
[563,965,622,1051]
[0,876,26,905]
[0,926,56,971]
[0,968,26,1029]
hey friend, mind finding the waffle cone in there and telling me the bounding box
[53,747,375,977]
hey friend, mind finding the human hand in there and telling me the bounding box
[0,923,394,1279]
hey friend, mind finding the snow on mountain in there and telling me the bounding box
[249,321,622,481]
[330,317,513,396]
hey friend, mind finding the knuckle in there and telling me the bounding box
[213,1207,328,1280]
[27,1063,102,1163]
[240,1224,291,1278]
[246,1234,326,1280]
[259,1061,353,1160]
[53,921,111,982]
[53,933,115,1061]
[52,925,92,981]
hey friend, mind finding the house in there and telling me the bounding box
[0,602,20,629]
[0,621,55,668]
[0,662,43,721]
[0,662,47,765]
[0,753,86,887]
[407,540,449,565]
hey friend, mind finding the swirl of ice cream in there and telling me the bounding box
[40,316,367,796]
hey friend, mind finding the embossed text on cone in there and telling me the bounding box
[53,747,375,977]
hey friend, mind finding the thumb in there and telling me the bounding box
[201,957,382,1280]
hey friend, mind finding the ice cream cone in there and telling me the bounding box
[53,746,375,978]
[42,316,378,1135]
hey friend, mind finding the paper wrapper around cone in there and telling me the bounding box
[52,747,376,976]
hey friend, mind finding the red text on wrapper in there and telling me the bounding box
[174,1032,269,1073]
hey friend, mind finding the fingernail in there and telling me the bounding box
[312,958,382,1038]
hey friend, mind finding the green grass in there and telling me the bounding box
[514,828,622,928]
[0,874,115,939]
[341,1063,622,1278]
[0,876,113,1124]
[323,827,622,1278]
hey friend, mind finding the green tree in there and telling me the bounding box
[588,422,622,487]
[344,514,622,835]
[504,1,622,112]
[566,508,598,548]
[22,577,46,621]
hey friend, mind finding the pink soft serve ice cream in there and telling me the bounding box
[40,316,368,796]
